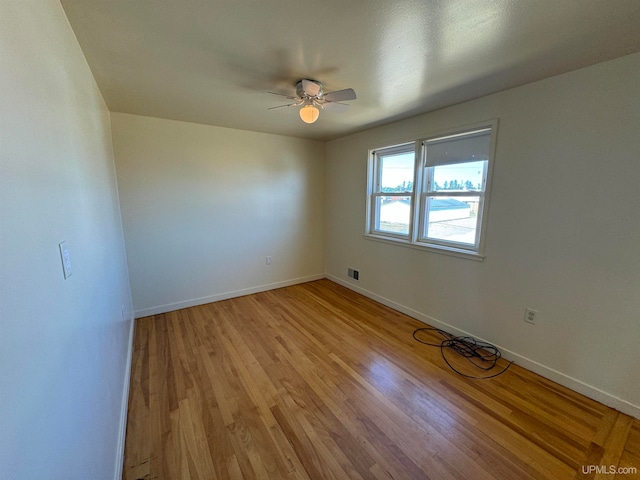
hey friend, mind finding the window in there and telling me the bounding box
[366,121,496,258]
[369,143,416,238]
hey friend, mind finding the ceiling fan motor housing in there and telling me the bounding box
[297,79,322,98]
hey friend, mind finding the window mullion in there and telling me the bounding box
[408,140,421,242]
[473,192,485,247]
[419,192,428,241]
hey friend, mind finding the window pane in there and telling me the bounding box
[375,196,411,235]
[424,196,480,245]
[430,161,486,192]
[380,152,414,193]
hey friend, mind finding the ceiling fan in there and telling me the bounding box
[268,79,357,124]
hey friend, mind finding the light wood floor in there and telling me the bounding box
[123,279,639,480]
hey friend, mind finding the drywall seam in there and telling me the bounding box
[326,274,640,420]
[134,273,325,318]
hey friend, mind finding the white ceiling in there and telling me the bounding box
[60,0,640,141]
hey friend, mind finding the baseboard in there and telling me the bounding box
[326,274,640,420]
[134,273,326,318]
[113,314,136,480]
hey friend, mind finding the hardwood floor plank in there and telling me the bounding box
[594,414,634,480]
[178,393,218,480]
[616,421,640,478]
[123,279,639,480]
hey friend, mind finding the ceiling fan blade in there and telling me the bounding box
[323,88,356,102]
[301,79,321,97]
[268,102,299,110]
[322,101,349,113]
[267,91,297,99]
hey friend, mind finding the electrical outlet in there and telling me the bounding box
[353,270,359,281]
[347,268,359,280]
[266,256,272,265]
[524,307,538,324]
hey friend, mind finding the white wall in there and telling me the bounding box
[325,53,640,417]
[111,113,325,317]
[0,2,134,479]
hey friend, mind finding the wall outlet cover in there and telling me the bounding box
[59,241,72,279]
[524,307,538,324]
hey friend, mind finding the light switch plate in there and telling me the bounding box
[59,241,72,279]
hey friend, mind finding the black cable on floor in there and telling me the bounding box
[412,327,512,379]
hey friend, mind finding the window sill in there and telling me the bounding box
[363,233,485,261]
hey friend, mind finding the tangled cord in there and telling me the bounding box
[413,327,512,379]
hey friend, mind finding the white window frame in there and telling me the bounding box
[367,142,417,240]
[365,120,498,260]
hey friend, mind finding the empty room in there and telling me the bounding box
[2,1,640,479]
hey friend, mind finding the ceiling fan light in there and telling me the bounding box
[299,105,319,124]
